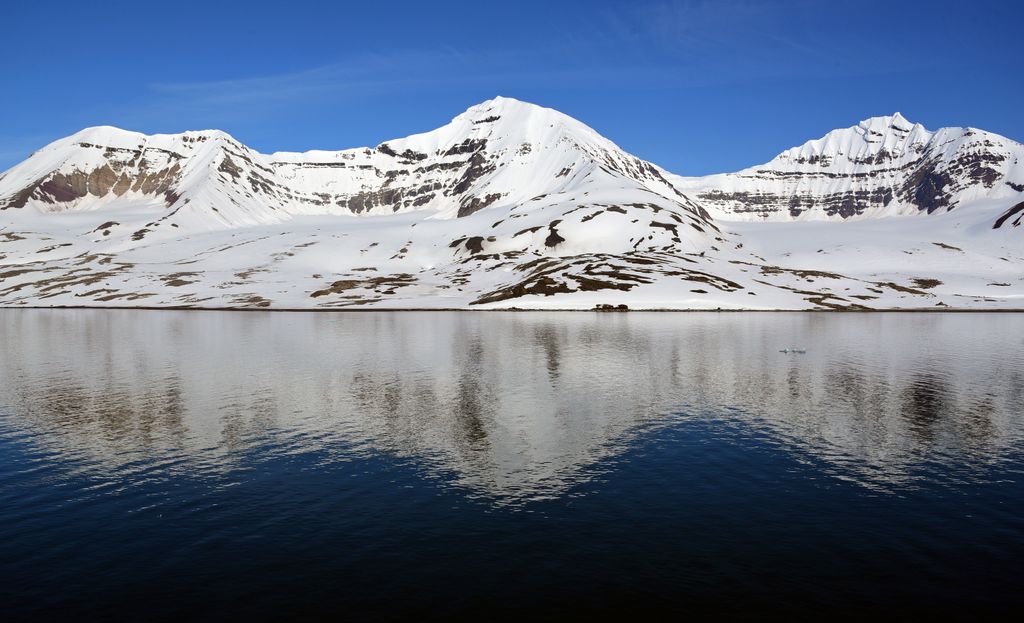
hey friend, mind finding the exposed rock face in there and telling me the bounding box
[674,113,1024,226]
[0,145,183,210]
[994,202,1024,229]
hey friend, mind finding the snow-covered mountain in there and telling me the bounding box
[675,112,1024,226]
[0,98,1021,310]
[0,97,707,234]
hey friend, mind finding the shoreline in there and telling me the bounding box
[3,305,1024,313]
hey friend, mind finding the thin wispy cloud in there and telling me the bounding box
[126,45,680,129]
[149,49,470,102]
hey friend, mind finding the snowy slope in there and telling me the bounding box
[674,113,1024,227]
[0,99,1021,310]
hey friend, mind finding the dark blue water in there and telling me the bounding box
[1,311,1023,618]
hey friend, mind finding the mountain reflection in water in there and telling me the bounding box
[1,311,1021,502]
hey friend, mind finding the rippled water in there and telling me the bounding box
[2,310,1023,618]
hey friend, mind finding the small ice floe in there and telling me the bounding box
[779,348,807,354]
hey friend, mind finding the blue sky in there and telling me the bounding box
[3,0,1021,175]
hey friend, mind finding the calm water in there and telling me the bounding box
[1,310,1023,618]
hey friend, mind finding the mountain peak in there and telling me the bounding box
[858,112,919,134]
[453,96,595,133]
[66,125,146,145]
[32,126,247,161]
[675,108,1022,225]
[462,95,546,116]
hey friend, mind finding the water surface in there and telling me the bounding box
[1,311,1023,618]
